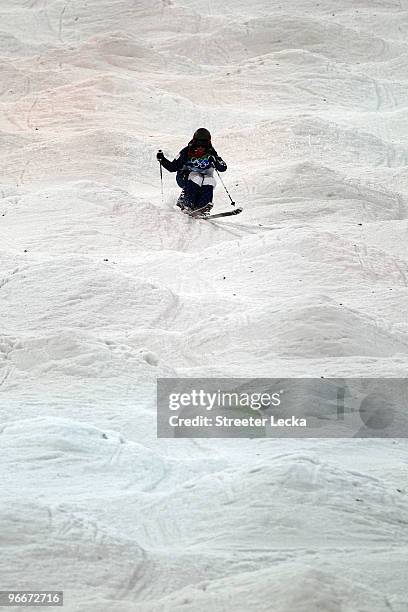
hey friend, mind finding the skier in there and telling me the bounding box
[156,128,227,214]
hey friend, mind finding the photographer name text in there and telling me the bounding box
[168,415,307,428]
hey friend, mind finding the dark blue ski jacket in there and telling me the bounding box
[160,145,227,188]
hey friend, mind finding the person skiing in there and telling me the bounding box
[156,128,227,214]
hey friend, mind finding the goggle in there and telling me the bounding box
[194,138,210,145]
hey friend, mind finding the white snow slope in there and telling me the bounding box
[1,1,408,610]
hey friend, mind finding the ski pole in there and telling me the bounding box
[158,149,164,205]
[215,167,235,206]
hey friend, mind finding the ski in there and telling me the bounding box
[201,207,243,220]
[183,207,243,220]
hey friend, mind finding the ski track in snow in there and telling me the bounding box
[0,1,408,611]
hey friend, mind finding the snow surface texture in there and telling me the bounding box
[1,0,408,610]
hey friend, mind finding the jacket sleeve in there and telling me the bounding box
[160,148,187,172]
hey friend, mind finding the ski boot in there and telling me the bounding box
[176,190,186,210]
[190,202,213,217]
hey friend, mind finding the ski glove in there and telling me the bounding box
[209,155,227,171]
[156,150,165,161]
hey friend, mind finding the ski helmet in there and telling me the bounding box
[193,128,211,143]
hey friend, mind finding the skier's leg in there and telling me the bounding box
[176,170,188,189]
[191,185,214,212]
[182,180,200,211]
[175,170,189,208]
